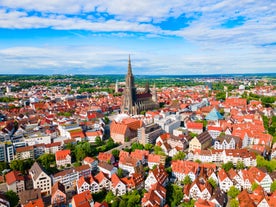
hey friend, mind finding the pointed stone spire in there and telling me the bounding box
[128,54,133,75]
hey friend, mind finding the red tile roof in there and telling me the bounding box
[55,149,71,161]
[5,170,24,185]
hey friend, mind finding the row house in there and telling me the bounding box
[45,142,62,154]
[147,154,166,169]
[145,164,168,191]
[5,170,25,193]
[121,173,144,192]
[98,152,115,164]
[186,122,204,134]
[171,160,199,182]
[71,190,94,207]
[51,182,66,207]
[221,149,257,167]
[52,169,78,190]
[55,149,71,168]
[83,156,98,171]
[119,156,141,175]
[187,178,213,200]
[214,135,241,150]
[189,131,212,152]
[98,162,117,178]
[110,173,127,196]
[130,149,149,165]
[207,125,223,139]
[142,182,167,207]
[52,165,90,190]
[77,176,100,194]
[16,146,34,160]
[218,169,233,192]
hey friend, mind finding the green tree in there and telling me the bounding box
[221,161,234,172]
[10,159,34,174]
[166,184,183,207]
[183,175,192,185]
[5,190,19,207]
[228,186,240,198]
[131,142,144,151]
[111,198,119,207]
[37,153,58,174]
[181,199,195,207]
[111,149,120,160]
[251,182,259,191]
[0,161,9,174]
[229,199,239,207]
[105,191,115,203]
[153,146,165,156]
[208,178,217,188]
[95,137,104,146]
[271,180,276,193]
[172,151,186,161]
[117,168,124,178]
[119,199,126,207]
[144,143,153,151]
[236,161,245,170]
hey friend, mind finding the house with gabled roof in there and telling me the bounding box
[248,167,272,193]
[188,177,213,200]
[98,152,115,164]
[186,122,203,134]
[119,155,141,175]
[249,185,270,207]
[55,149,71,168]
[142,182,167,207]
[5,170,25,193]
[121,173,144,192]
[210,188,226,207]
[171,160,199,182]
[217,169,233,192]
[83,156,98,171]
[29,162,51,195]
[51,182,66,207]
[237,190,256,207]
[145,164,168,191]
[189,131,212,152]
[98,162,117,178]
[110,173,127,196]
[71,190,93,207]
[94,171,110,191]
[147,154,165,169]
[24,198,44,207]
[227,168,243,191]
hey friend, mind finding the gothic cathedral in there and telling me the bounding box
[121,56,158,115]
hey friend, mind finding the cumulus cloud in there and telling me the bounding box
[0,0,275,74]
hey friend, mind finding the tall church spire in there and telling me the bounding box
[128,54,133,75]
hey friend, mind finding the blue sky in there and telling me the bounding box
[0,0,276,75]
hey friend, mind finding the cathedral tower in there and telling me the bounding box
[121,55,137,114]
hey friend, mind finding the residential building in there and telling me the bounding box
[189,131,212,152]
[51,182,66,207]
[145,164,168,191]
[29,162,51,195]
[71,190,93,207]
[55,149,71,168]
[5,170,25,193]
[137,123,163,145]
[110,173,127,196]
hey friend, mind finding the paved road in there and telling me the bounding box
[106,137,138,153]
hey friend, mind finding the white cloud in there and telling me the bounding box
[0,0,275,74]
